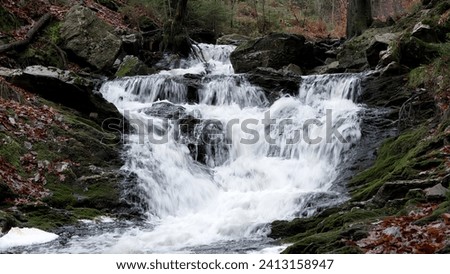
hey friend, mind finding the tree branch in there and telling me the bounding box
[0,13,52,54]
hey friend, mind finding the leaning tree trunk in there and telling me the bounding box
[162,0,192,57]
[346,0,372,37]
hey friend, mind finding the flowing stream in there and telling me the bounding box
[5,44,365,253]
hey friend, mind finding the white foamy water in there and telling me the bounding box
[99,44,363,253]
[0,228,58,250]
[9,44,364,253]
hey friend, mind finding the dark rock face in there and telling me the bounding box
[399,37,439,68]
[245,67,301,103]
[1,66,124,128]
[122,34,144,56]
[359,71,409,107]
[60,5,122,70]
[141,102,229,167]
[230,33,316,73]
[373,178,443,205]
[142,102,187,119]
[412,22,439,43]
[365,33,399,68]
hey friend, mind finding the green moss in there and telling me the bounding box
[282,230,345,254]
[44,22,62,44]
[0,133,24,168]
[43,180,77,209]
[33,142,60,162]
[315,209,384,233]
[408,66,427,88]
[24,206,77,231]
[350,126,427,201]
[71,207,102,220]
[115,57,140,78]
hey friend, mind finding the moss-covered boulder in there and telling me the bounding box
[115,55,153,78]
[60,5,122,70]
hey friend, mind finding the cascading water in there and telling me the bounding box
[10,44,364,253]
[97,43,363,253]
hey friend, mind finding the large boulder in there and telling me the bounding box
[411,22,439,43]
[365,33,400,68]
[60,5,122,70]
[230,33,315,73]
[0,66,124,127]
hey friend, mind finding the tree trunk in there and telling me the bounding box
[346,0,372,37]
[162,0,192,57]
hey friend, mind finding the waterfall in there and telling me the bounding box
[96,43,364,253]
[15,43,363,253]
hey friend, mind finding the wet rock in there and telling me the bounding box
[141,102,187,119]
[60,5,122,70]
[412,22,439,43]
[246,67,301,103]
[216,34,251,46]
[115,55,153,77]
[360,72,409,107]
[230,33,316,73]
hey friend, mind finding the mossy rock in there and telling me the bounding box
[281,230,363,254]
[349,126,428,201]
[116,55,154,77]
[21,205,78,231]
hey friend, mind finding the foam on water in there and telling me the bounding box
[0,228,58,250]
